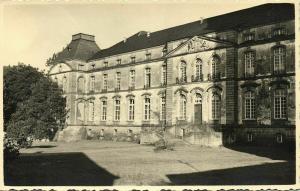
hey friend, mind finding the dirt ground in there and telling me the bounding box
[4,140,295,186]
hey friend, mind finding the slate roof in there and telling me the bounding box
[89,3,294,61]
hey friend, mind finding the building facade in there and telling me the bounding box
[48,3,295,145]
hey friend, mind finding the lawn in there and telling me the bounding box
[4,140,295,186]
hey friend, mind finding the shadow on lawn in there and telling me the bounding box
[167,161,295,185]
[4,152,119,186]
[30,145,57,148]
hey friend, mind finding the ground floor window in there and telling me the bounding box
[274,89,287,119]
[179,94,187,120]
[211,93,220,120]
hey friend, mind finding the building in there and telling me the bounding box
[48,3,295,145]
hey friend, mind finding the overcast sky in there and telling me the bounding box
[1,1,264,70]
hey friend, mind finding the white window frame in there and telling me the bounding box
[245,51,255,76]
[273,47,285,73]
[101,100,107,121]
[179,94,187,120]
[144,97,151,121]
[161,65,167,85]
[90,76,95,92]
[103,74,108,90]
[195,59,203,79]
[128,98,135,121]
[145,68,151,88]
[160,96,166,121]
[129,70,135,88]
[244,91,256,119]
[116,72,121,90]
[274,89,287,119]
[114,98,121,121]
[211,93,220,120]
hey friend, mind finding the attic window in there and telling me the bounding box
[273,28,286,37]
[244,33,255,42]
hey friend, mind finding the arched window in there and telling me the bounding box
[244,91,255,119]
[101,99,107,121]
[211,93,220,120]
[211,56,220,79]
[195,59,203,80]
[180,61,187,82]
[274,89,287,119]
[77,101,85,122]
[144,97,151,121]
[88,100,94,122]
[62,76,67,93]
[114,98,121,121]
[128,98,135,121]
[179,94,187,120]
[77,77,85,93]
[273,46,286,74]
[245,51,255,76]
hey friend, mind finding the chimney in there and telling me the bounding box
[72,33,95,41]
[123,37,127,43]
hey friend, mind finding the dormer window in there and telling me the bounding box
[104,61,108,68]
[273,28,286,37]
[117,59,121,65]
[131,56,136,63]
[244,33,255,42]
[146,53,151,60]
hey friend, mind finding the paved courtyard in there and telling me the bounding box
[5,140,295,186]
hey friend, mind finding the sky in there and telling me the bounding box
[1,1,265,71]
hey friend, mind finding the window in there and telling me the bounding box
[161,97,166,121]
[144,97,151,121]
[90,76,95,92]
[146,53,151,60]
[104,61,108,67]
[128,98,135,121]
[77,77,84,93]
[245,91,255,119]
[211,56,219,79]
[179,94,187,120]
[245,52,255,76]
[116,72,121,90]
[103,74,108,90]
[247,133,253,142]
[195,93,202,104]
[274,89,287,119]
[195,59,203,80]
[88,101,94,121]
[145,68,151,88]
[114,98,121,121]
[211,93,220,120]
[117,59,121,65]
[273,46,286,74]
[161,65,167,85]
[101,100,107,121]
[180,61,187,82]
[129,70,135,88]
[62,76,67,93]
[244,33,255,41]
[273,28,286,37]
[131,56,136,63]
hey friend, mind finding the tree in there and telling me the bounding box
[4,63,44,129]
[5,64,67,147]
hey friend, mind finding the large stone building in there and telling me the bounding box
[48,3,295,145]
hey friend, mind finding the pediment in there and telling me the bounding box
[49,62,72,74]
[167,36,232,57]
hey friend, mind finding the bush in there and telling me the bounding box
[153,138,174,152]
[4,135,20,163]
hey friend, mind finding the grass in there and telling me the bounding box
[4,140,295,186]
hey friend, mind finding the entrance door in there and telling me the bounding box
[194,103,202,124]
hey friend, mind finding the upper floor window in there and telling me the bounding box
[179,94,187,120]
[131,56,136,63]
[161,97,166,121]
[273,46,286,74]
[115,72,121,90]
[144,97,151,121]
[145,68,151,88]
[211,93,220,120]
[129,70,135,88]
[244,33,255,41]
[273,28,286,37]
[103,74,108,90]
[77,77,85,93]
[117,59,121,65]
[62,76,67,93]
[161,65,167,85]
[211,56,220,79]
[114,98,121,121]
[104,61,108,68]
[146,53,151,60]
[245,51,255,76]
[101,100,107,121]
[128,98,135,121]
[244,91,255,119]
[195,59,203,80]
[90,76,95,92]
[274,89,287,119]
[78,64,84,70]
[180,61,187,83]
[88,101,94,122]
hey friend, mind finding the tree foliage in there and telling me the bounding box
[4,63,67,147]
